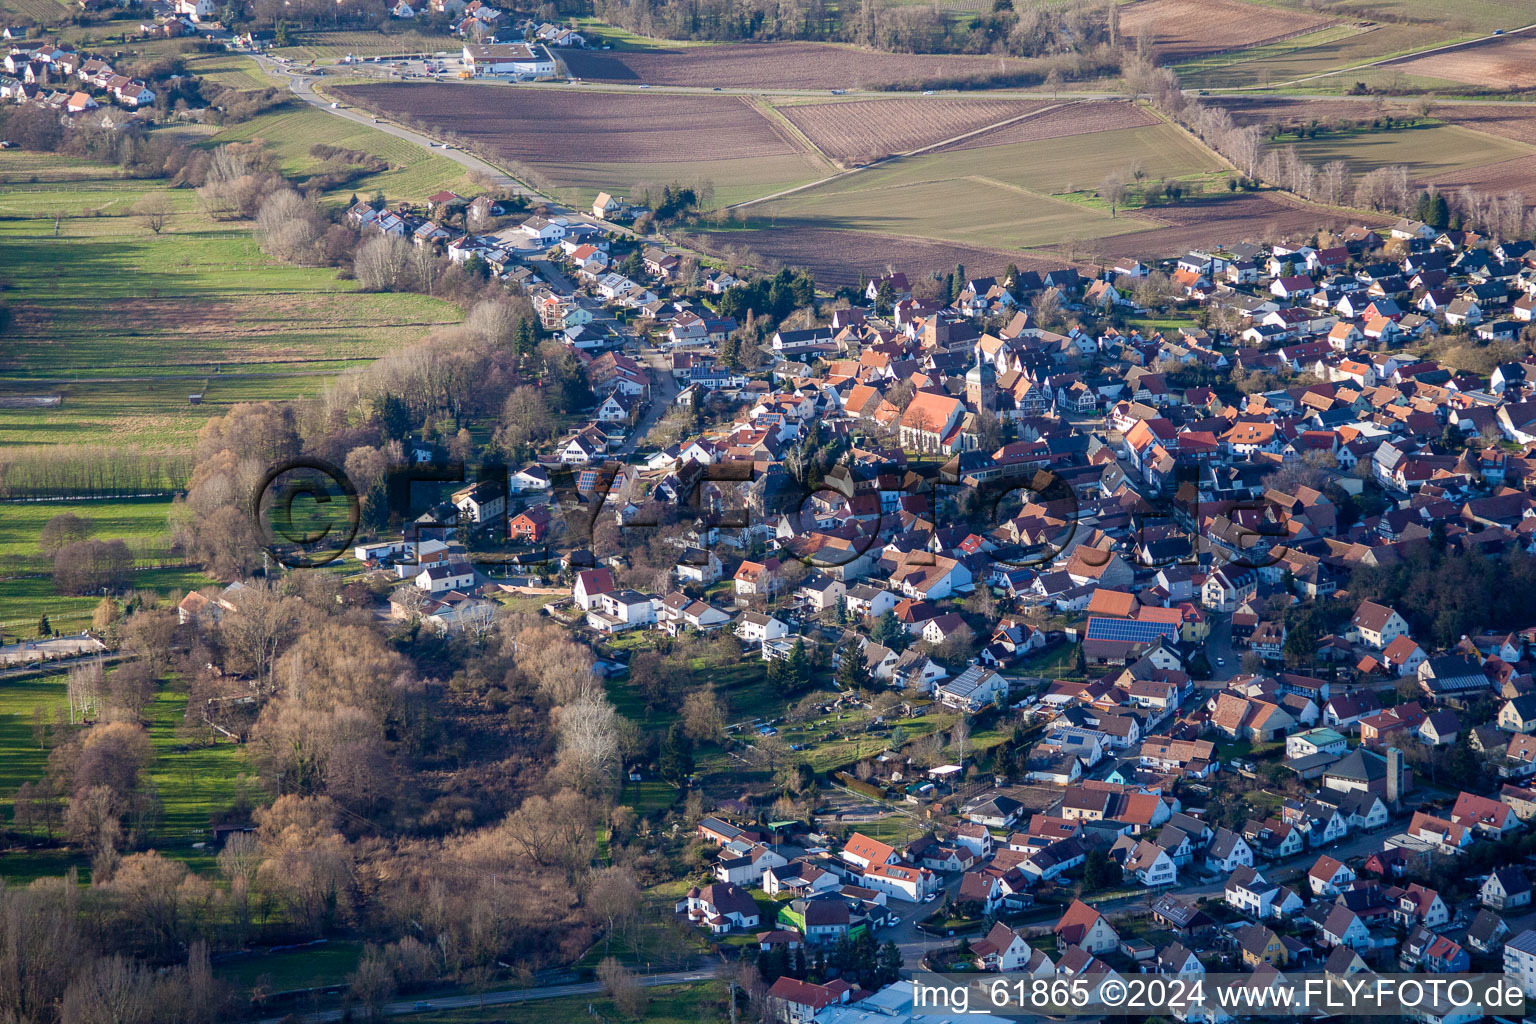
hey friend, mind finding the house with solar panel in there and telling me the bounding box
[1081,615,1184,668]
[936,665,1008,712]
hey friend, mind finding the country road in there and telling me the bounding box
[256,968,716,1024]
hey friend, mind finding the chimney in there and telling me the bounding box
[1386,746,1403,804]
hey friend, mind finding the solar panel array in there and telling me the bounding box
[1084,616,1179,645]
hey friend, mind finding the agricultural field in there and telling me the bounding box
[1282,120,1536,188]
[1172,22,1454,89]
[691,224,1043,287]
[268,28,462,61]
[1084,191,1358,261]
[1286,0,1533,35]
[774,96,1049,163]
[716,112,1229,275]
[0,151,462,451]
[561,41,1041,90]
[1435,155,1536,200]
[184,51,287,92]
[939,99,1158,151]
[1433,104,1536,146]
[1393,32,1536,90]
[333,82,831,207]
[1118,0,1335,62]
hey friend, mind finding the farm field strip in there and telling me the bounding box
[560,41,1042,90]
[333,82,829,208]
[938,99,1158,152]
[1285,0,1534,35]
[1279,120,1536,183]
[1173,22,1453,89]
[774,95,1050,163]
[1173,23,1367,77]
[1119,0,1336,62]
[1391,31,1536,89]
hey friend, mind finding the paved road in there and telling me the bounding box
[620,348,680,455]
[257,968,716,1024]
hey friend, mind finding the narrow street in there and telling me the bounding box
[619,348,680,455]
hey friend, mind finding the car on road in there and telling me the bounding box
[329,102,339,108]
[639,83,650,88]
[412,1003,433,1011]
[922,89,934,95]
[924,892,939,902]
[1215,656,1225,665]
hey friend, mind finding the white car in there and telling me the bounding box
[329,101,339,108]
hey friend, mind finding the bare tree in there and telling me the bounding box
[131,193,172,235]
[596,957,647,1019]
[587,866,641,953]
[1100,171,1126,217]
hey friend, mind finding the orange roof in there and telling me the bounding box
[1086,589,1137,618]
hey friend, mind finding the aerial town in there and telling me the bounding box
[5,0,1536,1021]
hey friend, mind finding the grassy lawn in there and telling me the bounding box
[1282,120,1535,180]
[216,940,364,994]
[0,150,462,452]
[0,566,211,639]
[393,981,729,1023]
[212,99,480,203]
[1008,642,1081,679]
[0,496,177,571]
[0,665,259,846]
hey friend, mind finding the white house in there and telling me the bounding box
[1307,854,1356,896]
[415,561,475,594]
[861,863,936,902]
[936,665,1008,712]
[735,612,789,644]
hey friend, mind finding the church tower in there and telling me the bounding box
[966,349,996,412]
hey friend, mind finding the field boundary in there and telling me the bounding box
[726,100,1069,209]
[741,95,840,175]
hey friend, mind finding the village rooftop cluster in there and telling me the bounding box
[245,189,1536,1024]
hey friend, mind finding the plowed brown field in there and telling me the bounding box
[1084,193,1360,260]
[1396,34,1536,89]
[690,226,1066,287]
[561,42,1037,90]
[939,100,1159,152]
[778,97,1049,162]
[1118,0,1333,60]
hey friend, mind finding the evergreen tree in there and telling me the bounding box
[871,610,908,651]
[786,640,811,691]
[837,644,871,692]
[876,941,903,986]
[1429,191,1450,230]
[37,614,50,637]
[372,393,412,441]
[658,724,694,786]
